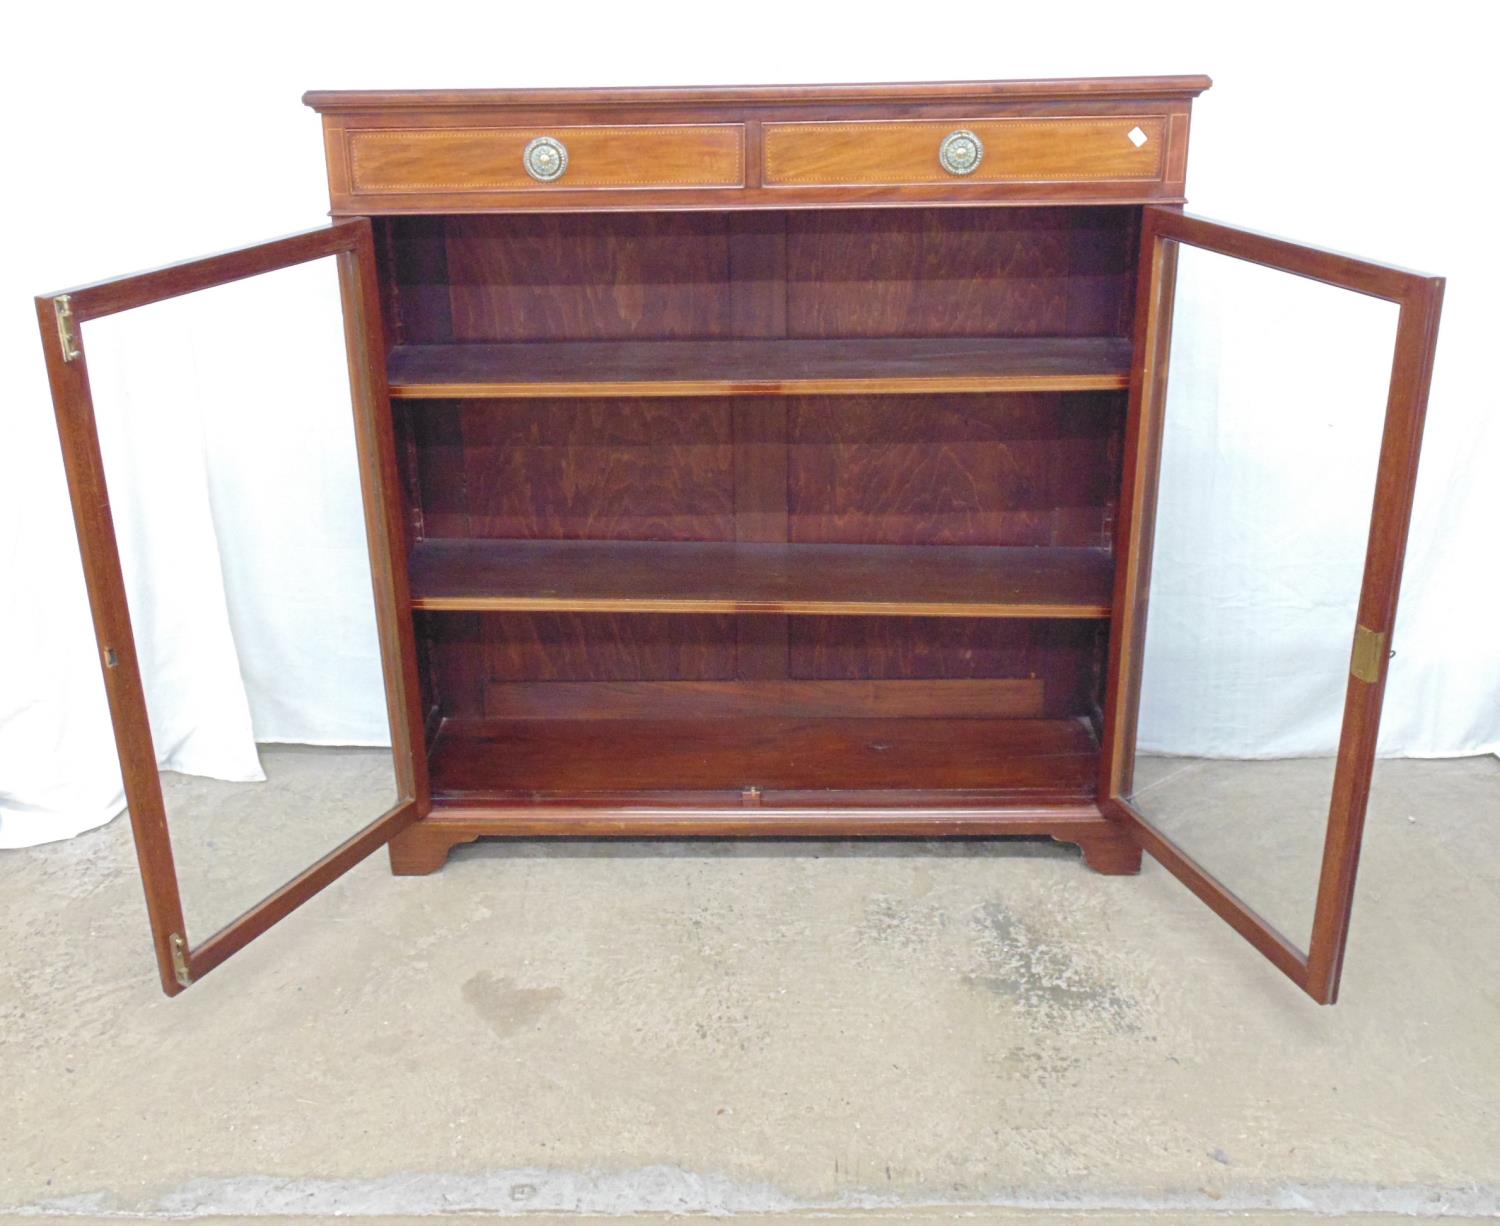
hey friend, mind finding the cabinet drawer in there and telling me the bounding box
[347,124,746,194]
[762,116,1165,188]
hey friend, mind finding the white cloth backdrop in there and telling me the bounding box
[3,0,1497,847]
[1138,251,1405,759]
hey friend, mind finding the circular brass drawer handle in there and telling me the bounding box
[523,135,569,182]
[938,129,984,176]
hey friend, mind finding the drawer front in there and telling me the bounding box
[347,124,746,194]
[762,116,1166,188]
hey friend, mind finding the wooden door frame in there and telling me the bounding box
[36,220,428,995]
[1098,206,1444,1004]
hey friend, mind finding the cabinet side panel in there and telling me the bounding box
[382,216,454,344]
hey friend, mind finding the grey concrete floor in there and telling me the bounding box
[1,749,1497,1223]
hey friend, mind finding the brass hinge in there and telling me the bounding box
[1350,625,1388,684]
[53,295,81,363]
[169,932,193,988]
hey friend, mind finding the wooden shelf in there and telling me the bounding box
[428,715,1100,802]
[387,337,1133,399]
[408,539,1113,618]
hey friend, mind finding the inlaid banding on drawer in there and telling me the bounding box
[348,124,746,193]
[763,117,1166,187]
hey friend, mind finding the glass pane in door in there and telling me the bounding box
[1128,241,1400,951]
[79,254,400,940]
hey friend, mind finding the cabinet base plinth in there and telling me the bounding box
[1075,824,1145,875]
[388,803,1142,876]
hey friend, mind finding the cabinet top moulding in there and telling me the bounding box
[302,76,1213,110]
[304,75,1210,215]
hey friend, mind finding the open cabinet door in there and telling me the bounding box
[1100,207,1443,1004]
[35,221,426,995]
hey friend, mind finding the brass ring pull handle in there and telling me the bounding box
[523,135,569,182]
[938,129,984,176]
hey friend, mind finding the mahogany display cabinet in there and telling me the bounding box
[37,77,1443,1002]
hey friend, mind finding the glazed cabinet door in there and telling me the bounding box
[1100,207,1443,1004]
[36,221,426,995]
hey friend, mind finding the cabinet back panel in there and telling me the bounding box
[788,393,1120,547]
[447,213,736,342]
[404,392,1118,546]
[383,207,1137,344]
[411,399,735,540]
[390,207,1135,754]
[403,389,1116,722]
[787,207,1134,338]
[424,612,740,719]
[424,613,1099,722]
[788,616,1102,719]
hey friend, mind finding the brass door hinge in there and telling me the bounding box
[1350,625,1388,684]
[169,933,193,988]
[53,295,81,362]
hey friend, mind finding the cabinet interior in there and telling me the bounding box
[378,205,1139,806]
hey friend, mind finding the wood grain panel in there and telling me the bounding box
[1068,210,1140,335]
[386,337,1133,397]
[408,402,467,536]
[721,217,792,687]
[424,612,485,717]
[402,804,1115,840]
[732,398,790,678]
[378,215,453,344]
[478,613,736,685]
[349,124,744,193]
[727,213,788,333]
[408,539,1114,618]
[732,402,791,539]
[1029,620,1108,719]
[429,716,1099,797]
[307,78,1213,112]
[445,399,735,541]
[789,616,1101,718]
[386,210,1136,350]
[764,117,1165,187]
[421,611,739,719]
[786,208,1134,338]
[310,78,1207,213]
[791,616,1034,680]
[480,678,1045,720]
[788,393,1121,546]
[442,214,734,341]
[392,806,1136,874]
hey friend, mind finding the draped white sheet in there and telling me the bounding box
[2,2,1496,848]
[1138,248,1407,759]
[0,263,390,847]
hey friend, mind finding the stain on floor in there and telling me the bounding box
[461,971,563,1038]
[967,900,1141,1034]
